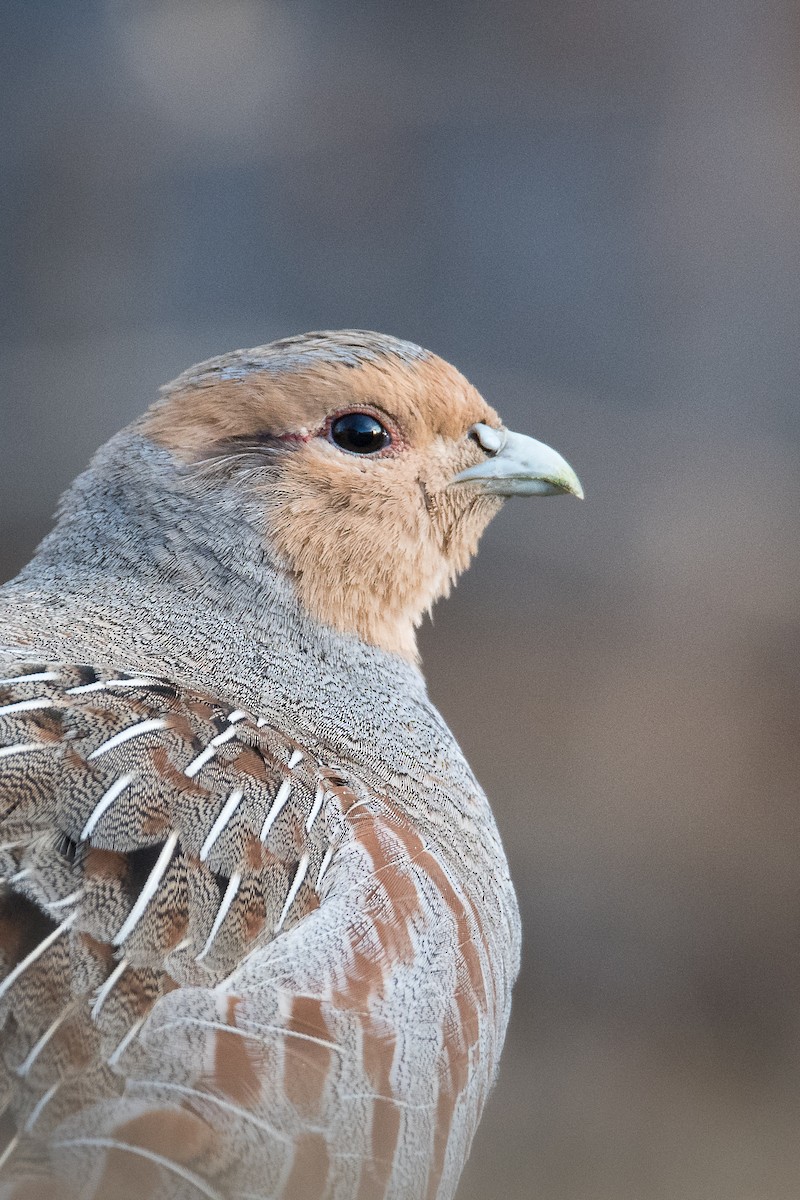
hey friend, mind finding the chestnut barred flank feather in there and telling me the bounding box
[0,330,581,1198]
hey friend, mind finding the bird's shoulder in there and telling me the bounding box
[0,655,359,987]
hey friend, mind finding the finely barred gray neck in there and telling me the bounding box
[17,429,303,632]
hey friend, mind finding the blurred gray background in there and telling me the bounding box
[2,2,800,1197]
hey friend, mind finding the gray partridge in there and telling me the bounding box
[0,331,582,1200]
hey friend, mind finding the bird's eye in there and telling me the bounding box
[329,412,391,455]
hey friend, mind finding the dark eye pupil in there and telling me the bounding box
[330,413,390,454]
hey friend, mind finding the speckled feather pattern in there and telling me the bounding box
[0,332,523,1200]
[0,655,517,1200]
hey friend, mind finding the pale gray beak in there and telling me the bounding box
[450,423,584,499]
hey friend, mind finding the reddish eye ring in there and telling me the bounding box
[328,412,391,455]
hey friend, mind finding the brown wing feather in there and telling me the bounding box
[0,662,332,1187]
[0,661,500,1200]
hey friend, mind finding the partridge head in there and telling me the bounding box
[139,330,581,660]
[0,331,581,1200]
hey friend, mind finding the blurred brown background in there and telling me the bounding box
[2,2,800,1197]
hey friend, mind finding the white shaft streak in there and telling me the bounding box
[196,872,242,962]
[88,717,168,760]
[305,785,326,832]
[183,744,217,778]
[0,697,53,717]
[112,833,178,946]
[157,1013,342,1058]
[275,854,309,932]
[0,671,58,686]
[80,773,135,840]
[90,957,129,1020]
[259,779,291,842]
[316,842,336,889]
[199,790,244,861]
[128,1078,292,1143]
[184,724,240,779]
[214,722,243,741]
[46,888,84,911]
[0,1134,18,1172]
[16,1003,75,1078]
[107,1015,146,1068]
[249,1015,343,1054]
[0,913,76,1002]
[287,749,304,768]
[65,677,157,695]
[53,1137,224,1200]
[24,1081,60,1133]
[0,743,49,760]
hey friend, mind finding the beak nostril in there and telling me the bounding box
[469,423,507,456]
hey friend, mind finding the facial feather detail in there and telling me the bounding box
[145,334,505,661]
